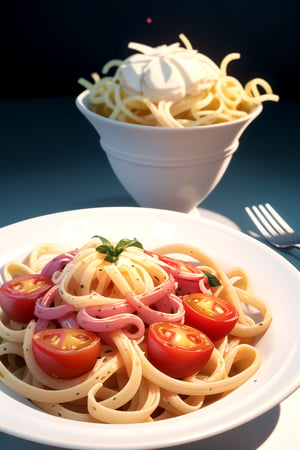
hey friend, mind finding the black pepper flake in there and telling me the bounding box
[80,284,84,288]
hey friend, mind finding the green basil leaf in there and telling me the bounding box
[130,239,143,249]
[202,270,221,287]
[95,244,114,254]
[115,238,143,254]
[93,236,112,246]
[94,236,143,262]
[104,254,119,263]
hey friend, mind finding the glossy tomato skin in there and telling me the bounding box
[0,274,53,323]
[32,328,101,379]
[182,293,239,341]
[146,322,214,379]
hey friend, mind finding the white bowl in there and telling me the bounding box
[76,91,262,213]
[0,207,299,449]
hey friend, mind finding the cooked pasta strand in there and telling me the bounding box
[79,35,278,127]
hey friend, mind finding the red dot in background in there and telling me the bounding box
[146,17,152,24]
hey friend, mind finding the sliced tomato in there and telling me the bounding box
[146,321,214,378]
[182,293,239,341]
[0,274,53,323]
[32,328,101,379]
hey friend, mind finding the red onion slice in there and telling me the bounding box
[58,311,78,328]
[77,307,145,341]
[125,291,184,324]
[41,250,77,277]
[85,300,135,318]
[34,285,74,319]
[137,276,176,306]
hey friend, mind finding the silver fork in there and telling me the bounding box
[245,203,300,249]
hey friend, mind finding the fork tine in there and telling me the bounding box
[246,204,300,249]
[257,204,286,235]
[245,206,272,237]
[264,203,295,233]
[253,205,279,235]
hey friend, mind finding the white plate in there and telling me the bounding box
[0,207,300,450]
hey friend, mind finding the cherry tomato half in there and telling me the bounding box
[146,321,214,378]
[182,293,239,341]
[32,328,101,379]
[0,274,53,323]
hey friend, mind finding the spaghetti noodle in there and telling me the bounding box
[78,34,279,127]
[0,238,272,424]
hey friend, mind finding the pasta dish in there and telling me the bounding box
[78,34,279,127]
[0,237,272,424]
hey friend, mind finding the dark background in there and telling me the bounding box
[1,0,299,100]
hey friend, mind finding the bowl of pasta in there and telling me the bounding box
[76,34,278,213]
[0,207,300,450]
